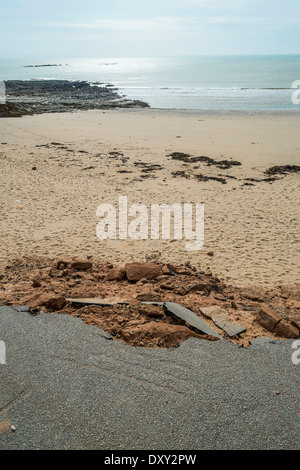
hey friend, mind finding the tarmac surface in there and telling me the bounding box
[0,305,299,450]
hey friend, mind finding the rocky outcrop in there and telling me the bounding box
[0,80,150,117]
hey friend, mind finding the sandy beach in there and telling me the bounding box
[0,108,299,289]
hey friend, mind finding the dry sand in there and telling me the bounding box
[0,108,300,288]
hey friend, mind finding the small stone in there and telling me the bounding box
[207,252,214,257]
[56,260,68,270]
[11,425,16,432]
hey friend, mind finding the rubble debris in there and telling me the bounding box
[1,257,299,349]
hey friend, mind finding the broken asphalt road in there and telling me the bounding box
[0,306,299,450]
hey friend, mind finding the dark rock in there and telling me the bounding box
[1,80,150,118]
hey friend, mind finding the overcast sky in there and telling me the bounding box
[1,0,300,58]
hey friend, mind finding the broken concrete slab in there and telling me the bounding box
[199,305,246,337]
[67,297,130,307]
[163,302,221,339]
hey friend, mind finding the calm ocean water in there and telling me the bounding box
[1,56,300,111]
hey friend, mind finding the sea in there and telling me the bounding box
[1,55,300,111]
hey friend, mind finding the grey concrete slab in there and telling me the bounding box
[0,306,299,450]
[164,302,222,338]
[200,306,246,337]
